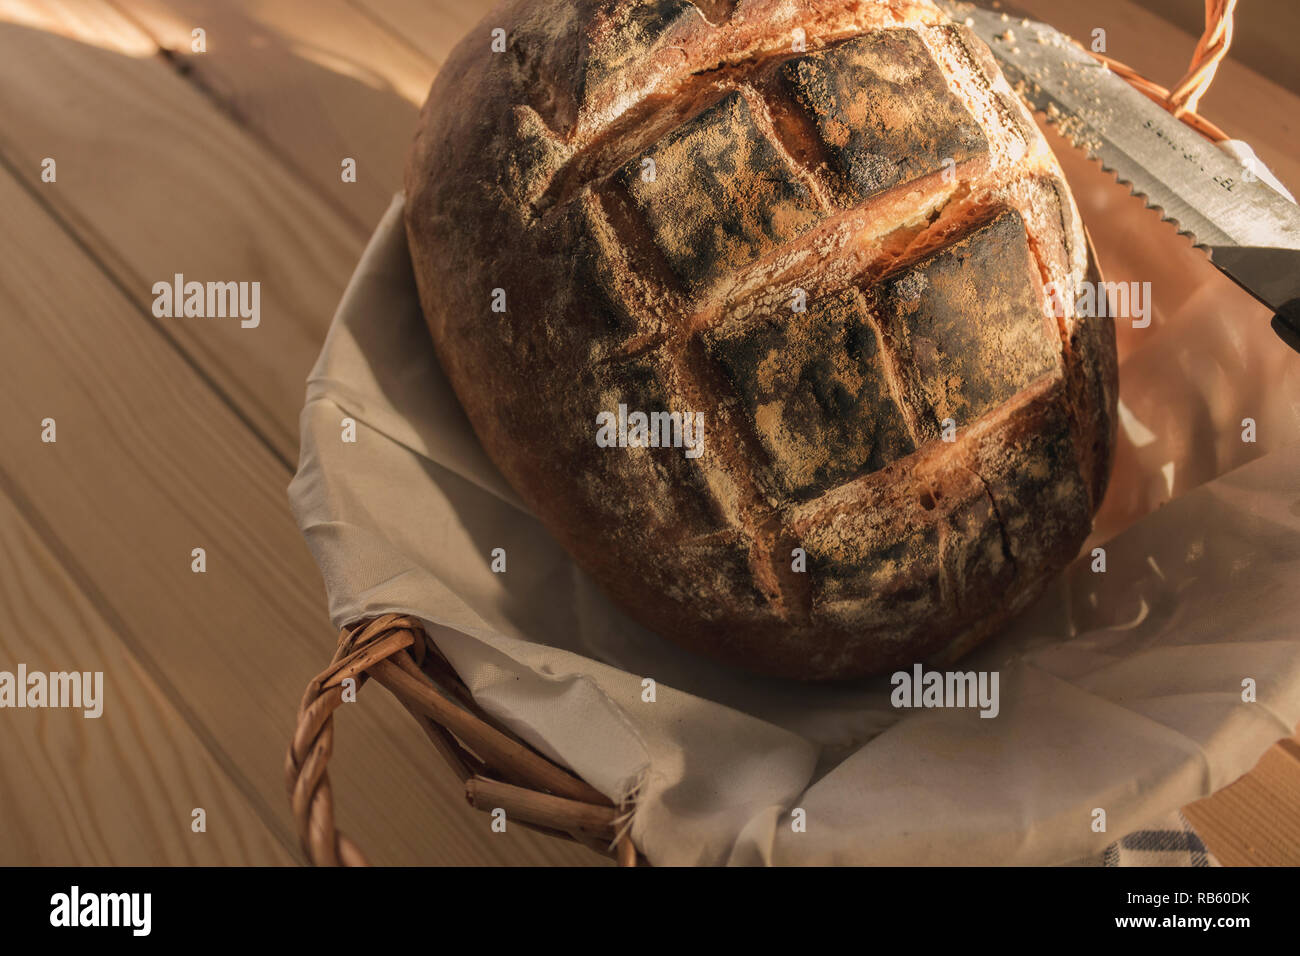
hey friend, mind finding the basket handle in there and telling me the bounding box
[1089,0,1236,142]
[284,613,638,866]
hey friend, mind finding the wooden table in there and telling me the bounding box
[0,0,1294,866]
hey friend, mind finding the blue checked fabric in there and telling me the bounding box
[1099,812,1220,867]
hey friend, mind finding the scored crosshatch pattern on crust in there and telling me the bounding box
[530,15,1080,632]
[406,0,1113,676]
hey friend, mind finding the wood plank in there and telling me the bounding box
[0,0,362,460]
[1184,735,1300,866]
[0,165,605,866]
[346,0,490,66]
[108,0,437,229]
[0,491,294,865]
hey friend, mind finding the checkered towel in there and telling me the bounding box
[1096,811,1220,867]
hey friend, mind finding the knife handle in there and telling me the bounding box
[1272,313,1300,355]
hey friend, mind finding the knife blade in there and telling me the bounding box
[942,2,1300,352]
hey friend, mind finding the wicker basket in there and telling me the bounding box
[284,1,1236,867]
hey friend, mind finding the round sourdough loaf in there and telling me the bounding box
[404,0,1118,680]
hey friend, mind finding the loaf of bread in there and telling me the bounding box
[404,0,1118,679]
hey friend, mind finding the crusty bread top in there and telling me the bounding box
[404,0,1117,678]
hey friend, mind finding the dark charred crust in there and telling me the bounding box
[874,209,1062,438]
[617,90,826,290]
[777,28,988,205]
[702,287,916,499]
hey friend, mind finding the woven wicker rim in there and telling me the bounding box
[284,614,641,866]
[284,4,1236,868]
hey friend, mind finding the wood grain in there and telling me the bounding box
[0,492,294,865]
[107,0,438,230]
[347,0,491,65]
[1184,736,1300,865]
[0,0,360,460]
[0,164,604,866]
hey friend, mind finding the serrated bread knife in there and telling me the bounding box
[946,3,1300,353]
